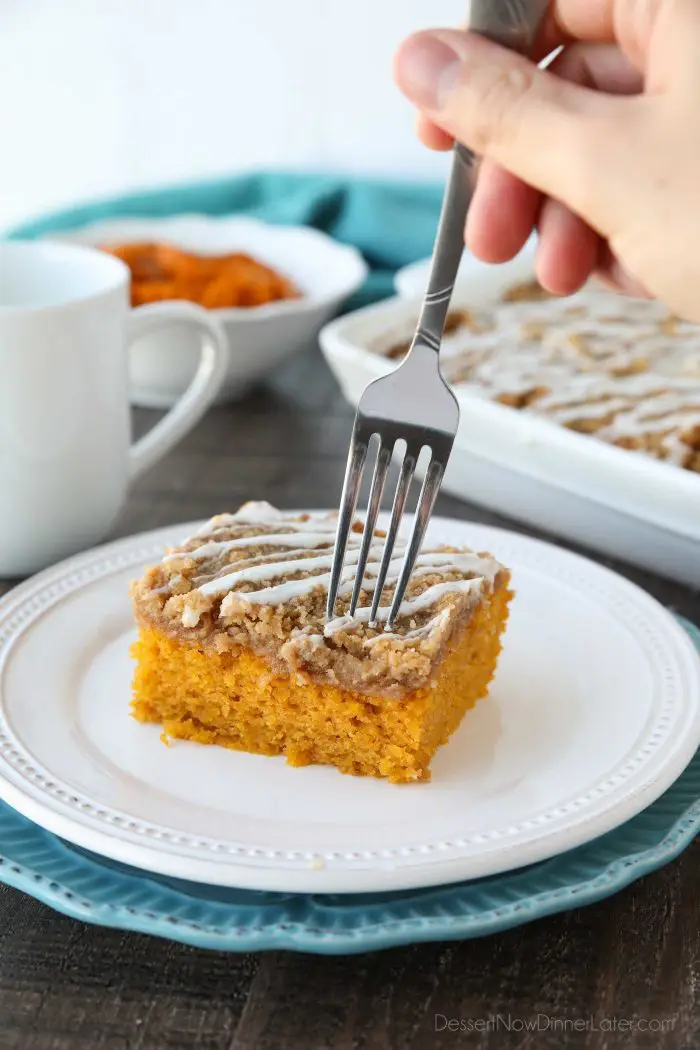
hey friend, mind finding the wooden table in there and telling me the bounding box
[0,346,698,1050]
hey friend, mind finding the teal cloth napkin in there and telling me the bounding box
[6,172,445,309]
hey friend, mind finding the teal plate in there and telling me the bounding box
[0,619,698,955]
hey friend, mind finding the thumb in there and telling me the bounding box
[394,29,639,236]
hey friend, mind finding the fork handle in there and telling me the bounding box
[414,146,477,354]
[414,0,549,355]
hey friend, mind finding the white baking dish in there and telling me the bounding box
[320,249,700,588]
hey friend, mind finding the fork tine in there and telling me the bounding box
[349,440,393,616]
[368,446,417,626]
[326,427,369,619]
[386,456,445,627]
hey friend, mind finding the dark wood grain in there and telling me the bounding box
[0,346,698,1050]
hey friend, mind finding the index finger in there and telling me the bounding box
[537,0,667,67]
[533,0,617,59]
[413,1,621,156]
[542,0,616,41]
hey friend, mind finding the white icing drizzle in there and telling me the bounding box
[199,543,396,599]
[374,288,700,467]
[166,531,339,563]
[166,508,501,637]
[203,545,498,604]
[323,579,484,637]
[362,606,453,645]
[216,546,412,607]
[194,502,320,535]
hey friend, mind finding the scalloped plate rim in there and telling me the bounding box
[0,721,697,954]
[0,517,699,894]
[0,577,697,951]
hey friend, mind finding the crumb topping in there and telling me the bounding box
[130,502,508,696]
[375,283,700,471]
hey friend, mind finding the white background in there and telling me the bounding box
[0,0,465,231]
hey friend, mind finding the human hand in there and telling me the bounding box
[394,0,700,323]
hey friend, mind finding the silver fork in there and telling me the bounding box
[327,0,549,628]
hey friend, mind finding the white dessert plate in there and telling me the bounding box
[0,515,698,894]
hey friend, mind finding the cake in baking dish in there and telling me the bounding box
[130,502,512,783]
[378,281,700,472]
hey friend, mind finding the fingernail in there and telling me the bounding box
[396,34,461,110]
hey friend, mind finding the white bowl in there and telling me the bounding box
[53,215,368,407]
[395,234,537,299]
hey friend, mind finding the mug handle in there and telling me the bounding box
[126,301,228,480]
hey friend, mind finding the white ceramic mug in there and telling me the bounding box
[0,240,228,576]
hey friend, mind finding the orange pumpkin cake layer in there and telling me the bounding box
[130,503,512,783]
